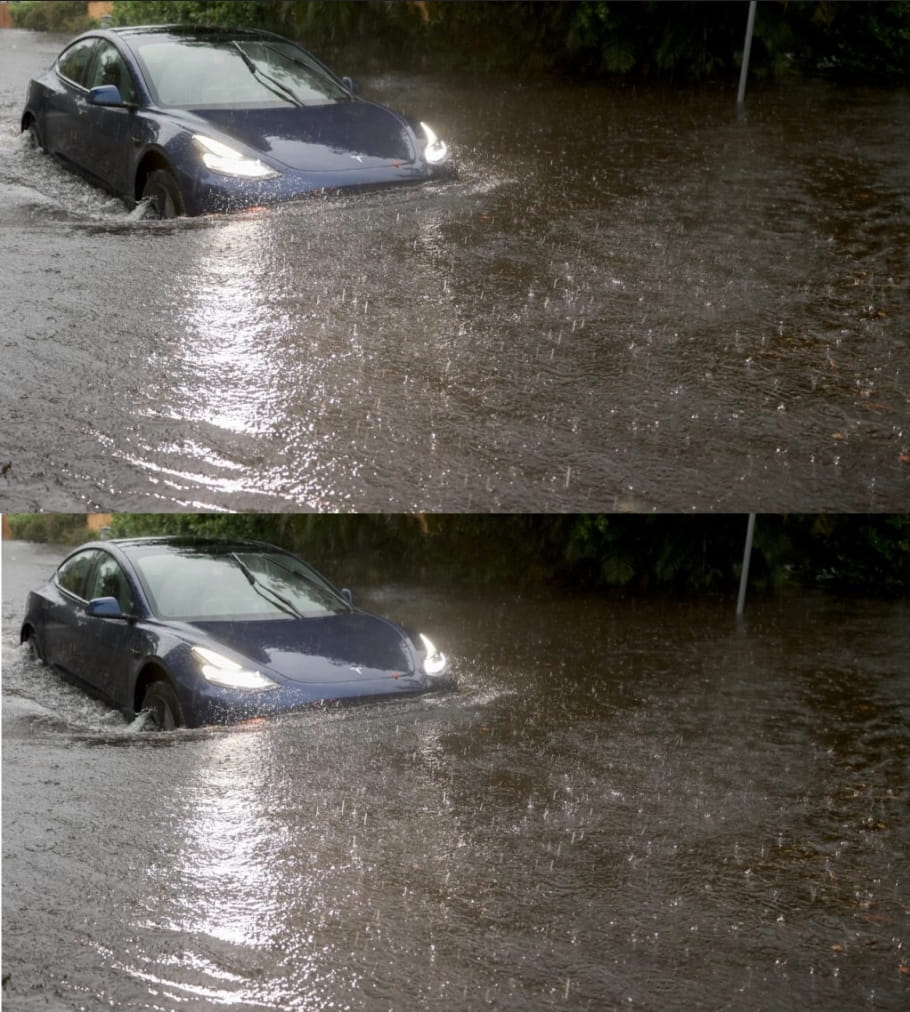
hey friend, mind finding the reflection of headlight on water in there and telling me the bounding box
[193,133,279,178]
[419,633,448,676]
[193,645,279,691]
[420,122,449,165]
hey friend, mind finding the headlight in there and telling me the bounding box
[193,646,278,691]
[420,122,449,165]
[419,633,448,676]
[192,134,279,179]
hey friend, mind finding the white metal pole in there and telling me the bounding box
[737,513,756,615]
[737,1,758,105]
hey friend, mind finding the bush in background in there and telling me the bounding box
[5,513,96,545]
[9,1,95,33]
[7,513,908,597]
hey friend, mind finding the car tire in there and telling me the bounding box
[141,680,185,730]
[26,633,44,665]
[141,168,185,219]
[25,119,45,152]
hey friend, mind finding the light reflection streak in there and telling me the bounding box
[117,963,272,1008]
[149,730,363,1010]
[176,734,280,951]
[178,217,290,437]
[153,193,468,506]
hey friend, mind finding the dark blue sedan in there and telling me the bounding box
[20,537,452,729]
[20,24,454,217]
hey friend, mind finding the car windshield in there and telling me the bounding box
[131,549,349,620]
[132,38,350,108]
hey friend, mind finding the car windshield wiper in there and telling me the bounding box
[230,552,303,618]
[263,554,353,611]
[232,41,304,107]
[258,43,352,101]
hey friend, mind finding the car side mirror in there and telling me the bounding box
[87,596,126,619]
[341,76,358,96]
[340,588,355,606]
[88,84,123,107]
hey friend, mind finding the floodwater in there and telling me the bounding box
[3,538,909,1010]
[1,29,908,511]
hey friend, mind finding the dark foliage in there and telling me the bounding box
[6,513,94,545]
[9,1,94,33]
[37,2,898,84]
[793,514,910,595]
[10,513,908,598]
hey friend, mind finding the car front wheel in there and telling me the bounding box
[141,168,185,219]
[26,632,44,665]
[25,119,45,152]
[141,680,185,730]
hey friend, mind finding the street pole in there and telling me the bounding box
[737,1,758,105]
[737,513,756,615]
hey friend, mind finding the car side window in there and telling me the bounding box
[85,553,136,614]
[87,41,137,104]
[56,549,101,600]
[57,38,100,88]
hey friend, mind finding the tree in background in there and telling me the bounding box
[794,514,910,596]
[8,513,908,597]
[11,1,907,83]
[792,0,910,82]
[108,1,427,52]
[5,513,91,544]
[9,1,94,32]
[94,2,910,83]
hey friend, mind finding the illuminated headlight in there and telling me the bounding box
[193,134,278,179]
[420,122,449,165]
[193,646,278,691]
[419,633,448,676]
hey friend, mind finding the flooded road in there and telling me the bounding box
[3,538,909,1010]
[2,29,909,511]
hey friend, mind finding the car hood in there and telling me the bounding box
[190,101,416,171]
[187,611,418,684]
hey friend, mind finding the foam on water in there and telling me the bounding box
[3,642,133,734]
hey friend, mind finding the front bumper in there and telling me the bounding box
[180,160,456,216]
[177,669,451,727]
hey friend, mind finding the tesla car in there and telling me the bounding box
[20,537,452,729]
[20,24,455,217]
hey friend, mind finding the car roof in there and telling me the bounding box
[103,24,290,43]
[81,536,289,555]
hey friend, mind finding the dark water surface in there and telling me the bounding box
[3,540,909,1010]
[1,30,909,511]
